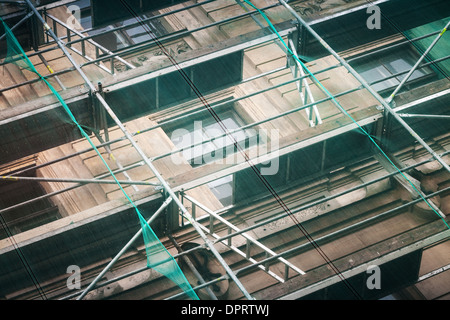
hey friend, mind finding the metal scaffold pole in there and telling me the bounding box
[23,0,253,300]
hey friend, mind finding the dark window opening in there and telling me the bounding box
[0,158,61,240]
[350,45,436,96]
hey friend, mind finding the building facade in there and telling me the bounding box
[0,0,449,300]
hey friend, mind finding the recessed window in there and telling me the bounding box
[163,107,256,206]
[351,46,435,94]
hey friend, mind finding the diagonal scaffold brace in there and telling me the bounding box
[278,0,450,174]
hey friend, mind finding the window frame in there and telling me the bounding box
[349,42,437,96]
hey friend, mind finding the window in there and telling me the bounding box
[350,46,435,94]
[163,108,256,206]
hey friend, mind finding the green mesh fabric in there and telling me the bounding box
[1,18,198,300]
[138,214,197,298]
[404,18,450,76]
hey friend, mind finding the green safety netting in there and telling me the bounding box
[1,17,198,300]
[404,18,450,77]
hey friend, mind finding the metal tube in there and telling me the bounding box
[96,94,255,300]
[417,263,450,282]
[166,275,228,300]
[288,38,321,125]
[236,0,287,53]
[152,85,358,162]
[280,228,450,300]
[53,0,220,44]
[0,11,33,41]
[94,132,140,192]
[62,243,207,300]
[0,11,440,68]
[241,65,288,83]
[10,134,126,177]
[144,62,338,133]
[397,113,450,120]
[234,186,450,276]
[44,13,135,70]
[66,184,450,301]
[7,63,329,177]
[0,66,74,93]
[78,3,281,68]
[193,215,286,283]
[278,0,450,173]
[393,88,450,113]
[347,29,442,63]
[4,65,343,194]
[168,234,218,300]
[169,185,450,300]
[4,144,447,226]
[0,0,26,4]
[5,46,444,174]
[3,49,446,95]
[363,54,450,87]
[36,52,66,90]
[374,154,446,219]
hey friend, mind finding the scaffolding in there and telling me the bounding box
[0,0,449,300]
